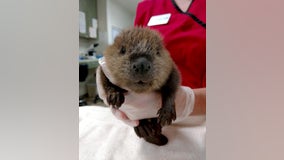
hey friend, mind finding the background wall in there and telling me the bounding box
[106,0,135,44]
[79,0,138,56]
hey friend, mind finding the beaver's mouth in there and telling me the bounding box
[136,80,147,85]
[128,80,154,93]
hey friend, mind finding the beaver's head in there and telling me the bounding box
[104,27,174,93]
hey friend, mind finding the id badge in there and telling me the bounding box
[147,13,171,26]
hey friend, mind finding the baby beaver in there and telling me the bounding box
[97,27,180,146]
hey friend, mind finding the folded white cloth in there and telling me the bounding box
[79,106,206,160]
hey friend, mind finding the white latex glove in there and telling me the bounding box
[110,107,140,127]
[96,57,195,127]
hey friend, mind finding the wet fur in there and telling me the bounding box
[98,27,180,146]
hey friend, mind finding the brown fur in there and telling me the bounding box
[98,27,180,146]
[104,27,175,93]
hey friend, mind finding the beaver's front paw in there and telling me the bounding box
[106,90,124,109]
[157,105,176,126]
[134,118,161,138]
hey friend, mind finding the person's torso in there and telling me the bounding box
[135,0,206,88]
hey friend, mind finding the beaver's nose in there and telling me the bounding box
[131,57,152,75]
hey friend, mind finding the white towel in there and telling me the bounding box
[79,106,206,160]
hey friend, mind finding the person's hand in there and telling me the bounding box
[96,59,196,126]
[111,107,139,127]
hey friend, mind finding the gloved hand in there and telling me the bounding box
[111,107,139,127]
[96,57,195,127]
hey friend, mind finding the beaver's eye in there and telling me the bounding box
[120,46,126,54]
[156,51,160,55]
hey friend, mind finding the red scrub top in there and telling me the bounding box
[134,0,206,89]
